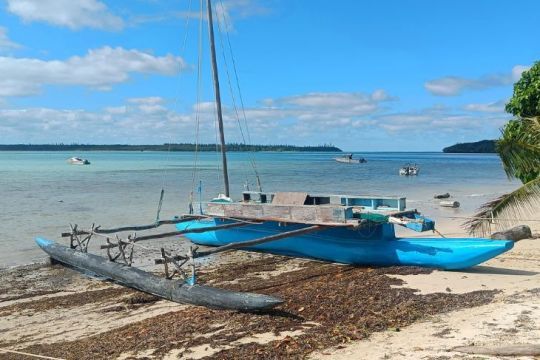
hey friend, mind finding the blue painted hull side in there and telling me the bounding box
[177,219,513,270]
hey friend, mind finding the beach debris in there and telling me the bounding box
[434,193,451,199]
[439,200,460,208]
[1,256,499,360]
[491,225,532,241]
[452,344,540,356]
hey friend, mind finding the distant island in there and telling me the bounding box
[0,143,342,152]
[443,140,496,153]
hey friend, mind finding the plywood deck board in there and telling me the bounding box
[271,192,308,205]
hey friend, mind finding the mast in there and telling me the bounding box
[206,0,230,197]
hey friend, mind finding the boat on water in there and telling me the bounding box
[67,157,90,165]
[399,163,419,175]
[334,154,367,164]
[35,0,513,310]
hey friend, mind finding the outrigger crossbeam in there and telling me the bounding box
[154,224,327,264]
[99,221,259,249]
[61,215,208,237]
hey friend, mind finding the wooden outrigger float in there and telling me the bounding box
[37,214,328,311]
[36,238,282,311]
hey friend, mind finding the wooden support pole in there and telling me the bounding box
[100,221,257,249]
[195,225,326,258]
[61,215,208,237]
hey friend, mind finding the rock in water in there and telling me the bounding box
[439,200,460,208]
[491,225,532,241]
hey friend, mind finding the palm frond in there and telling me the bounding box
[464,177,540,236]
[496,117,540,180]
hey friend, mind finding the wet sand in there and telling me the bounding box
[0,220,538,360]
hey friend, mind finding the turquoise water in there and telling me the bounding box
[0,151,519,267]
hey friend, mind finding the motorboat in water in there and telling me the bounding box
[67,157,90,165]
[399,163,419,175]
[335,154,366,164]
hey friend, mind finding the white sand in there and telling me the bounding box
[312,237,540,360]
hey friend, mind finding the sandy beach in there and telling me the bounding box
[0,215,538,360]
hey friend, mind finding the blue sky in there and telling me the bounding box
[0,0,538,150]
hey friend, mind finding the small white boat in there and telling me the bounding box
[399,163,419,175]
[335,154,366,164]
[67,157,90,165]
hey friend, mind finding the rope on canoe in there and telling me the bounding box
[433,228,447,238]
[0,348,65,360]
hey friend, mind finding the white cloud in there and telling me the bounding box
[130,0,270,31]
[0,90,509,146]
[511,65,530,82]
[0,27,21,52]
[425,65,530,96]
[0,47,187,97]
[375,106,510,134]
[0,90,393,144]
[128,97,167,114]
[127,97,165,105]
[6,0,124,30]
[464,100,506,113]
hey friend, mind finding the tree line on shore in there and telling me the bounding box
[0,143,342,152]
[443,140,496,153]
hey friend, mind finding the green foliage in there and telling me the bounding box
[465,176,540,235]
[443,140,496,153]
[466,63,540,234]
[496,118,540,183]
[505,61,540,117]
[0,143,343,152]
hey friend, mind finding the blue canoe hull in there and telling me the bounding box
[177,219,513,270]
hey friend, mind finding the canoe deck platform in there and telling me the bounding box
[206,191,419,228]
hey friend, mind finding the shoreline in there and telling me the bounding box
[1,223,538,359]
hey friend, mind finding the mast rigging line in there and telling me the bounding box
[160,0,194,196]
[215,0,262,191]
[190,0,205,208]
[214,5,260,191]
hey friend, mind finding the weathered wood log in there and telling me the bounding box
[453,344,540,356]
[100,221,257,249]
[491,225,532,241]
[36,238,283,311]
